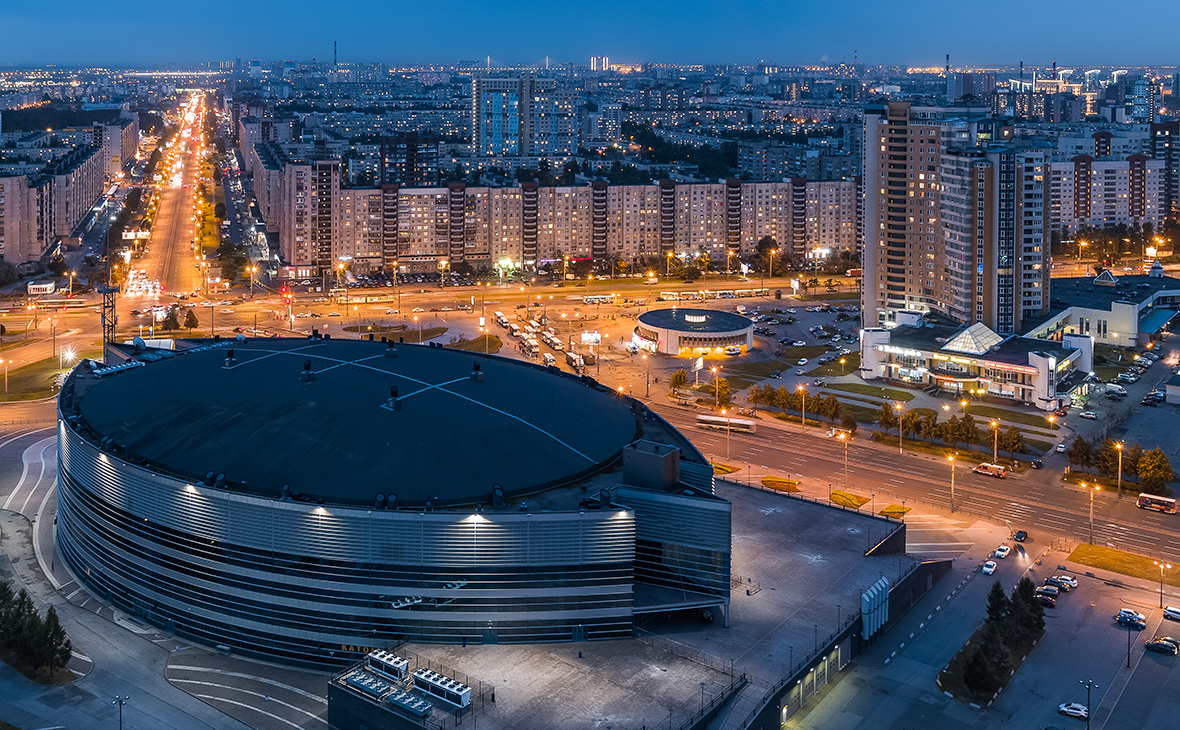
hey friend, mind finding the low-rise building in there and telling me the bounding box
[860,314,1092,411]
[1024,267,1180,349]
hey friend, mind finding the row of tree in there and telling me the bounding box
[0,581,71,677]
[746,383,858,432]
[878,408,1026,454]
[1066,437,1174,494]
[962,578,1046,696]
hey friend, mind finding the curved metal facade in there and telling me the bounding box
[57,419,637,668]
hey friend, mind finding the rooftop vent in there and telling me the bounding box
[300,359,314,382]
[471,362,483,381]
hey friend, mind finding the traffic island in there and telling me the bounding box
[936,578,1045,708]
[829,490,870,509]
[761,475,800,492]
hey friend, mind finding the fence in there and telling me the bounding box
[635,629,738,677]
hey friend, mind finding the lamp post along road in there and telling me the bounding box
[991,421,999,463]
[1080,679,1098,730]
[1155,560,1171,608]
[895,403,904,454]
[798,385,806,431]
[1116,442,1124,496]
[948,455,956,513]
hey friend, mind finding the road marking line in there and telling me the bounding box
[173,679,326,722]
[168,666,328,703]
[191,693,325,729]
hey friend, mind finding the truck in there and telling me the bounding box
[565,351,585,371]
[27,281,56,295]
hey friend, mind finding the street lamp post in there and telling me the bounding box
[895,403,904,455]
[838,431,848,492]
[643,353,650,398]
[414,315,421,343]
[722,408,731,460]
[797,384,806,431]
[948,455,955,513]
[991,420,999,463]
[113,696,129,730]
[1080,679,1098,730]
[1082,482,1100,545]
[726,250,734,280]
[666,251,674,278]
[1155,560,1171,608]
[712,366,720,407]
[1116,442,1124,497]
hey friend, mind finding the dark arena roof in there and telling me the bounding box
[65,338,655,508]
[638,308,751,333]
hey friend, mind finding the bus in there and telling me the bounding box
[658,291,680,301]
[1136,493,1177,513]
[507,323,521,338]
[696,414,756,433]
[583,294,617,305]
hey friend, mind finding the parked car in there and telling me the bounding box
[1146,639,1178,655]
[1037,595,1057,608]
[1050,575,1078,590]
[982,560,997,575]
[1118,608,1148,622]
[1044,577,1072,592]
[1154,636,1180,650]
[1163,606,1180,621]
[1079,411,1098,420]
[1116,614,1147,630]
[1058,703,1089,719]
[1036,585,1060,599]
[1030,459,1043,469]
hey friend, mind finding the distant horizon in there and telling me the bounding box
[2,0,1178,69]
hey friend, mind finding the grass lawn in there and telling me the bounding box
[806,353,860,377]
[779,345,832,361]
[840,402,883,425]
[830,490,870,509]
[964,404,1060,431]
[797,291,859,301]
[761,476,800,492]
[1060,471,1145,494]
[1094,365,1125,382]
[825,382,915,402]
[723,360,790,379]
[401,327,449,343]
[446,335,502,354]
[0,338,42,353]
[0,347,103,401]
[880,504,911,519]
[1068,543,1180,588]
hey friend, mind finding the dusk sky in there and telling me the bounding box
[2,0,1178,67]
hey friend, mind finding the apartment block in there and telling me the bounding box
[861,101,1002,327]
[265,173,857,275]
[0,173,38,262]
[940,143,1050,334]
[472,74,577,157]
[1047,154,1164,234]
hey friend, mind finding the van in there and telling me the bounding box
[973,463,1007,478]
[542,353,556,366]
[1106,383,1128,396]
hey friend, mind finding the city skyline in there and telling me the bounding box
[3,0,1180,67]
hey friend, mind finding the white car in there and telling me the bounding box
[1058,703,1089,719]
[1055,443,1067,453]
[1053,575,1079,589]
[797,358,808,365]
[982,560,997,575]
[1117,608,1147,622]
[1164,606,1180,621]
[994,545,1011,559]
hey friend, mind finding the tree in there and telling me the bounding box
[961,414,981,445]
[1008,576,1045,644]
[979,619,1011,679]
[940,415,965,446]
[1095,439,1122,478]
[1137,448,1175,494]
[918,412,940,440]
[962,646,999,696]
[47,258,68,276]
[1067,436,1093,471]
[39,606,71,675]
[840,413,858,434]
[986,581,1011,626]
[877,403,898,434]
[669,369,688,392]
[714,376,732,406]
[900,410,923,439]
[998,426,1024,456]
[212,166,222,183]
[183,309,199,331]
[162,308,181,332]
[214,202,226,219]
[1123,443,1144,481]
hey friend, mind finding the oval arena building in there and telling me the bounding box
[56,337,730,667]
[635,308,754,356]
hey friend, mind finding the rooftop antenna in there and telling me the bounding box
[333,41,337,69]
[945,53,950,78]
